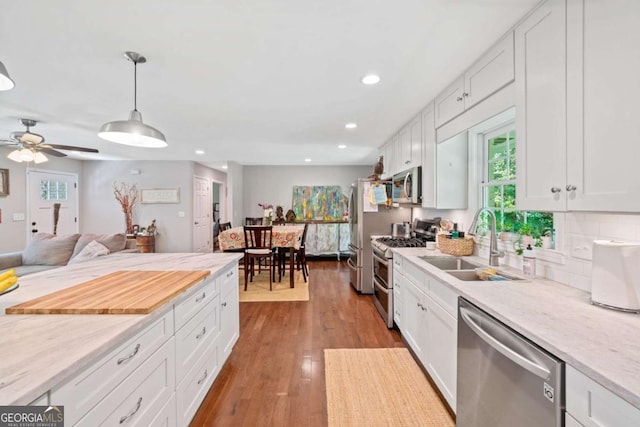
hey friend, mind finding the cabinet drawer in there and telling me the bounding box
[218,266,237,293]
[148,392,176,427]
[393,287,402,328]
[566,365,640,426]
[51,310,174,426]
[176,339,220,427]
[427,276,459,317]
[76,337,176,426]
[174,276,217,332]
[393,255,403,271]
[403,260,426,293]
[175,295,221,384]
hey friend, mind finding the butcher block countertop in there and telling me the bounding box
[0,252,242,405]
[6,270,211,314]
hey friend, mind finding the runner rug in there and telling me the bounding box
[324,348,454,427]
[238,269,309,302]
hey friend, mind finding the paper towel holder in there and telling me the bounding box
[590,239,640,314]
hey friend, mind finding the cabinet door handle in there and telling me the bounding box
[196,326,207,340]
[197,369,208,385]
[550,187,562,194]
[117,344,140,365]
[222,301,227,307]
[119,397,142,424]
[463,92,469,97]
[417,302,423,309]
[226,270,234,278]
[456,96,463,102]
[566,184,577,192]
[196,292,206,303]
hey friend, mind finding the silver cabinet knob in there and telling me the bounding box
[566,185,577,191]
[550,187,562,194]
[456,96,463,102]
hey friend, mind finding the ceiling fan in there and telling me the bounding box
[1,118,99,163]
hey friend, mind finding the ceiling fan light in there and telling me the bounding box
[8,149,24,162]
[0,61,15,91]
[19,148,35,162]
[99,110,167,148]
[33,151,49,164]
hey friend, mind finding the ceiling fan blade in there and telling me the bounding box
[46,144,99,153]
[39,147,68,157]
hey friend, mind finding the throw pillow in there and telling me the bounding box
[71,233,127,258]
[68,240,110,265]
[22,233,81,266]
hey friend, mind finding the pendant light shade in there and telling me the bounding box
[98,52,167,148]
[0,61,15,91]
[7,148,48,164]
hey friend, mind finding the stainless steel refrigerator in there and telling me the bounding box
[347,179,411,294]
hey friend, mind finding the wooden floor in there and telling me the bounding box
[190,259,405,426]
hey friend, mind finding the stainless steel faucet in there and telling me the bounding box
[467,207,505,267]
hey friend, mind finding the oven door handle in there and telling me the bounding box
[374,277,390,294]
[460,307,551,380]
[347,257,358,271]
[372,252,389,267]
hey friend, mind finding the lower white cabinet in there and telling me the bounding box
[76,337,176,426]
[395,254,458,412]
[566,364,640,426]
[50,262,240,427]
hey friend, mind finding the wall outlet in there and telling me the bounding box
[178,211,185,218]
[570,235,596,261]
[13,213,25,221]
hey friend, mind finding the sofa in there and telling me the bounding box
[0,233,139,277]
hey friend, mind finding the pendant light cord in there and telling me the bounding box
[133,60,138,112]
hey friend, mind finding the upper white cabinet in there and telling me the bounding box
[517,0,640,212]
[435,32,515,127]
[515,0,567,211]
[565,0,640,211]
[422,101,468,210]
[398,114,422,170]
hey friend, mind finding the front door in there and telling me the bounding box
[27,169,79,238]
[193,175,211,252]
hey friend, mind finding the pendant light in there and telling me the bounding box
[7,148,48,164]
[98,51,167,148]
[0,60,15,91]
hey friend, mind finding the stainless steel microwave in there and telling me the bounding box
[392,167,421,204]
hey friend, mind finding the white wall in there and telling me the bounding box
[0,156,84,252]
[226,161,243,228]
[242,165,372,220]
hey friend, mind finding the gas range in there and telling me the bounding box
[372,235,435,258]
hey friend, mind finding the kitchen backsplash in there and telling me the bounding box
[413,208,640,293]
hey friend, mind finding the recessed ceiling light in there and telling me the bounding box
[361,74,380,85]
[195,150,205,155]
[345,123,357,129]
[304,158,312,162]
[338,144,347,149]
[222,165,228,169]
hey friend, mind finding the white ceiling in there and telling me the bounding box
[0,0,539,168]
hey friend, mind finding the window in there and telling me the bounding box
[40,179,68,201]
[480,123,554,247]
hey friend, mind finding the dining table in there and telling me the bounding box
[219,224,305,288]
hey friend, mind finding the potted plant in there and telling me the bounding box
[540,228,554,249]
[517,223,534,246]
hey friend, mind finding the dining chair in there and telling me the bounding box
[277,223,309,283]
[243,225,274,291]
[245,217,264,226]
[212,220,220,251]
[219,222,232,232]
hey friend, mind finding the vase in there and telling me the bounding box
[124,210,133,234]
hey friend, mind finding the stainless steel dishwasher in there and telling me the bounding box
[457,298,564,427]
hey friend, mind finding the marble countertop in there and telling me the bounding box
[0,252,242,405]
[392,247,640,410]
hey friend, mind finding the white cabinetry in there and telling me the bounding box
[566,365,640,426]
[421,103,436,208]
[435,32,514,127]
[517,0,640,212]
[393,254,458,412]
[397,114,422,170]
[51,263,240,427]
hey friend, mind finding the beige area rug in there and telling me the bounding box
[324,348,454,427]
[238,269,309,302]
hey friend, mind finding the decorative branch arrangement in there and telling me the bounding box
[113,182,138,234]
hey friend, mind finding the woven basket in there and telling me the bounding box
[437,234,474,256]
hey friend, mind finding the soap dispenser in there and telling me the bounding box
[522,244,536,276]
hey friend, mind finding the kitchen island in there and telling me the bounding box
[393,247,640,425]
[0,252,242,426]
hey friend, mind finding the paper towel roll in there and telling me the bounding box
[591,240,640,312]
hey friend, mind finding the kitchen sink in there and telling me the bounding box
[418,256,481,270]
[445,269,527,282]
